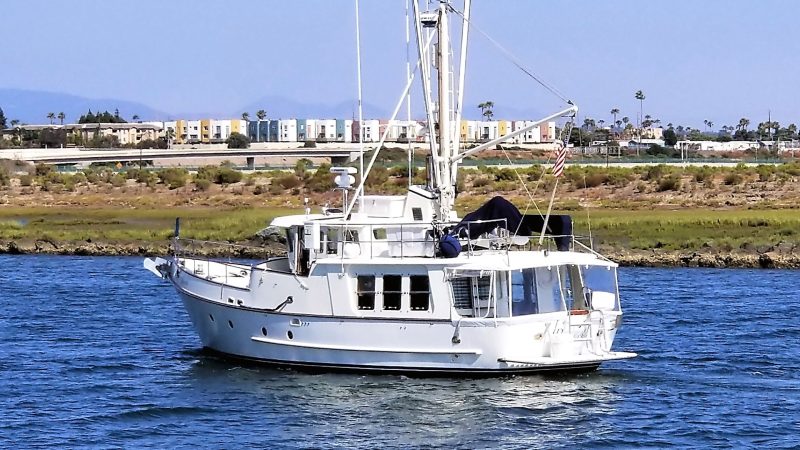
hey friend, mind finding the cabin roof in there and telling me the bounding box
[313,249,616,269]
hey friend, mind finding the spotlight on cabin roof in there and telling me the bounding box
[330,166,357,189]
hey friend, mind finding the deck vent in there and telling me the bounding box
[412,207,423,221]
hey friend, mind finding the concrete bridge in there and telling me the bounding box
[0,146,361,167]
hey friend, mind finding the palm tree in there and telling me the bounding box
[610,108,620,127]
[255,109,267,142]
[10,119,19,127]
[132,114,140,122]
[478,101,494,120]
[242,112,250,122]
[610,108,620,137]
[57,112,65,125]
[738,117,750,132]
[634,90,645,155]
[165,128,175,148]
[47,112,55,125]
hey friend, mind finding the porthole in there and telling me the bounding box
[228,320,234,329]
[287,331,294,340]
[261,327,267,336]
[209,314,215,322]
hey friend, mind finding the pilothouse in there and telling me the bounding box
[145,0,635,374]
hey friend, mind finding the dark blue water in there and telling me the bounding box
[2,255,798,448]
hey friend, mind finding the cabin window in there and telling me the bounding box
[344,230,359,242]
[511,267,564,316]
[511,268,538,315]
[382,275,402,310]
[357,275,375,310]
[582,266,619,310]
[409,275,430,311]
[412,208,423,221]
[373,228,387,239]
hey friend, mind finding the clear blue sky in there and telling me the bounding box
[1,0,798,128]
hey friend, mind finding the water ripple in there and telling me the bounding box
[0,256,798,448]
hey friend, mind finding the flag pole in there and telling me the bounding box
[539,121,571,246]
[538,178,559,246]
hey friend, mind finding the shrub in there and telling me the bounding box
[194,178,212,191]
[83,170,100,184]
[158,168,188,189]
[472,177,491,188]
[365,166,389,187]
[35,163,53,177]
[19,174,33,186]
[657,175,681,192]
[277,174,302,189]
[253,184,267,195]
[643,165,667,181]
[303,140,317,148]
[216,167,243,184]
[0,167,9,186]
[226,132,249,149]
[195,165,219,181]
[71,172,87,184]
[306,163,334,192]
[582,172,609,188]
[494,168,516,182]
[110,174,127,187]
[724,172,744,185]
[136,138,168,150]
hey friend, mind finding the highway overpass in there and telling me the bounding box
[0,146,361,166]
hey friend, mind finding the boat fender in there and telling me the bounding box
[439,234,461,258]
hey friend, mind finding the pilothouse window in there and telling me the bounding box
[383,275,402,310]
[410,275,430,311]
[357,275,375,310]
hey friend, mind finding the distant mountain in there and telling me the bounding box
[0,88,170,124]
[237,95,389,120]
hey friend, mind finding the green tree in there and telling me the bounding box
[610,108,620,136]
[57,112,65,125]
[47,112,55,124]
[227,131,250,149]
[663,128,678,147]
[255,109,267,142]
[634,90,645,155]
[0,107,6,129]
[241,112,250,122]
[478,101,494,120]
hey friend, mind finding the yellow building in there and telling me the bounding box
[200,119,211,143]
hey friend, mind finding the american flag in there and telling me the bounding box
[553,145,567,178]
[553,121,573,177]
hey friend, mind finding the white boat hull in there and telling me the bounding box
[175,281,631,375]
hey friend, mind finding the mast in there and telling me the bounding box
[435,1,455,221]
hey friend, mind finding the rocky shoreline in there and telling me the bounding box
[1,239,798,269]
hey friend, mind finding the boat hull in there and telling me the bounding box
[176,288,628,376]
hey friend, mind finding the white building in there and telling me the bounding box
[360,120,380,143]
[279,119,298,142]
[316,119,337,142]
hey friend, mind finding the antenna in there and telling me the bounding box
[355,0,365,210]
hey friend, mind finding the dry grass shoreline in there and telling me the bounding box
[1,161,799,268]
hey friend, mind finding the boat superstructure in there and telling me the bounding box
[145,0,635,374]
